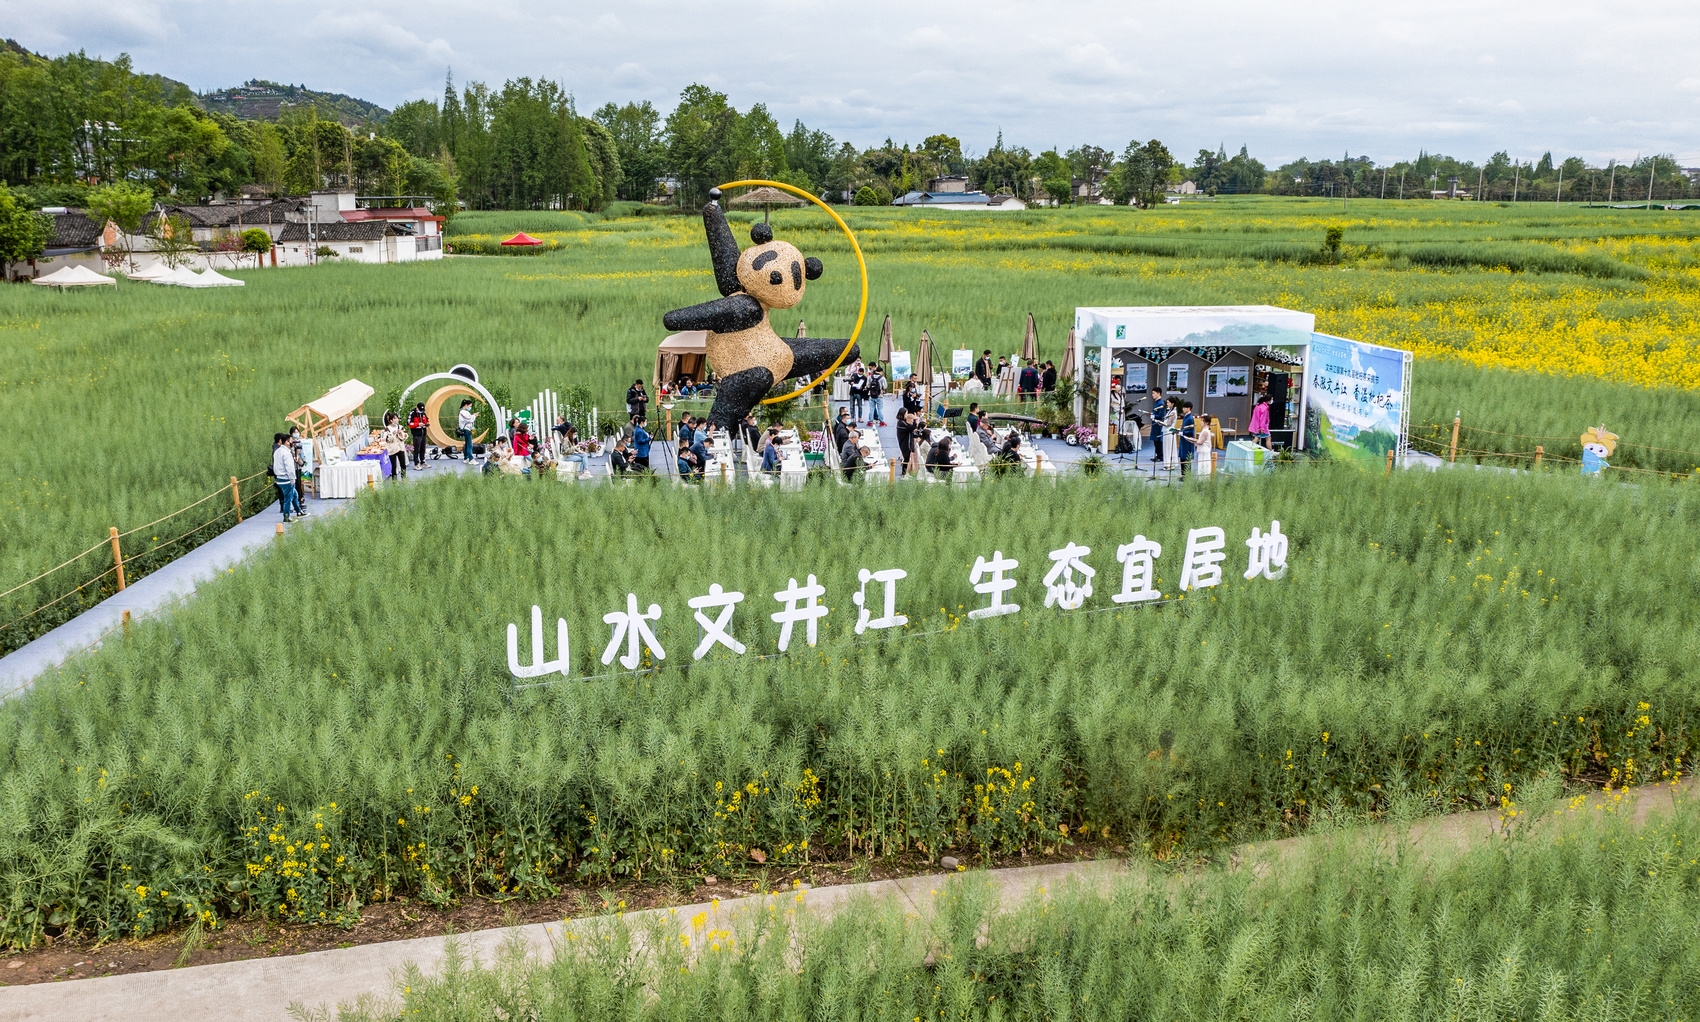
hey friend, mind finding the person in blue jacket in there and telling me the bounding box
[631,414,652,471]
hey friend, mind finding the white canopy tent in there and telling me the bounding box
[1073,306,1315,455]
[182,268,244,287]
[125,262,172,281]
[31,265,115,287]
[151,266,205,286]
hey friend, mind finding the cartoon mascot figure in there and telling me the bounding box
[663,188,857,429]
[1579,424,1617,475]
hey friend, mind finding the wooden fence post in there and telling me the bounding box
[121,609,131,634]
[1448,415,1461,464]
[1385,449,1395,476]
[889,458,897,484]
[109,527,126,591]
[1534,445,1543,468]
[231,476,243,523]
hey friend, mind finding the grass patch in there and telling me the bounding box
[1,468,1695,947]
[343,797,1700,1022]
[4,197,1700,651]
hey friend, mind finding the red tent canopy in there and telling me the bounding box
[500,232,545,246]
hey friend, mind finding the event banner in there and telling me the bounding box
[1306,333,1413,465]
[952,349,973,378]
[891,350,912,381]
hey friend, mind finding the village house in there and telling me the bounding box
[4,208,118,279]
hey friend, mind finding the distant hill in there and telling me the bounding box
[199,79,389,127]
[3,39,206,106]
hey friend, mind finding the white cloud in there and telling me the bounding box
[2,0,1696,164]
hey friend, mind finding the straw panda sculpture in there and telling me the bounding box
[663,188,858,429]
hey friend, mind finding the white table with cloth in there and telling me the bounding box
[318,458,382,498]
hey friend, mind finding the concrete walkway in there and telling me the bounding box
[0,459,468,703]
[2,779,1685,1022]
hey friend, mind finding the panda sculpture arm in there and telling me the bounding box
[662,292,765,333]
[703,189,744,298]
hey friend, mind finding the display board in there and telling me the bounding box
[1304,333,1413,465]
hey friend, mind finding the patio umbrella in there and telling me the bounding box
[1058,328,1076,381]
[1020,312,1039,363]
[730,185,806,223]
[917,330,934,407]
[500,232,545,247]
[877,314,893,363]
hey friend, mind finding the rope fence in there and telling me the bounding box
[0,469,277,656]
[1415,418,1700,468]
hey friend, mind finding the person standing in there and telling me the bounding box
[626,379,648,422]
[895,409,916,474]
[1195,414,1217,477]
[1178,400,1196,478]
[631,415,652,470]
[1018,359,1040,402]
[902,380,923,417]
[407,402,430,469]
[1148,387,1166,465]
[382,411,408,479]
[847,362,867,423]
[1040,360,1057,396]
[271,433,298,523]
[975,349,994,391]
[1161,397,1181,473]
[457,399,477,462]
[1248,393,1272,449]
[867,366,887,427]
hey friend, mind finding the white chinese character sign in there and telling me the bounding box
[505,521,1293,681]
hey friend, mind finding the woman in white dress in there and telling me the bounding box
[1195,414,1215,477]
[1161,398,1180,473]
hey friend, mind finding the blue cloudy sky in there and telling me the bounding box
[6,0,1698,166]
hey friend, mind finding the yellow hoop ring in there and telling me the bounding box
[716,179,868,405]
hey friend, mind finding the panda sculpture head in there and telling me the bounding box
[735,222,823,311]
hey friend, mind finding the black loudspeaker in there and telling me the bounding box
[1268,373,1290,430]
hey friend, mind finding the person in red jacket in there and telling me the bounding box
[407,402,430,468]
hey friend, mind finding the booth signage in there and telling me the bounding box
[952,349,973,379]
[507,521,1290,679]
[891,350,913,381]
[1306,333,1413,465]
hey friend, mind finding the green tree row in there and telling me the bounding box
[5,45,1689,213]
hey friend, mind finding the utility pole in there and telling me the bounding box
[1608,161,1617,203]
[1555,165,1563,205]
[1398,169,1405,199]
[1512,164,1519,202]
[1647,155,1658,209]
[1477,166,1484,202]
[1380,166,1387,199]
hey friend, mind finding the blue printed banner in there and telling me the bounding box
[1307,333,1412,465]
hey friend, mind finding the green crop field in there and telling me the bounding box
[5,197,1700,654]
[351,799,1700,1022]
[1,467,1696,948]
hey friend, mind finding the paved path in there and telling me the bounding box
[0,460,468,702]
[2,780,1685,1022]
